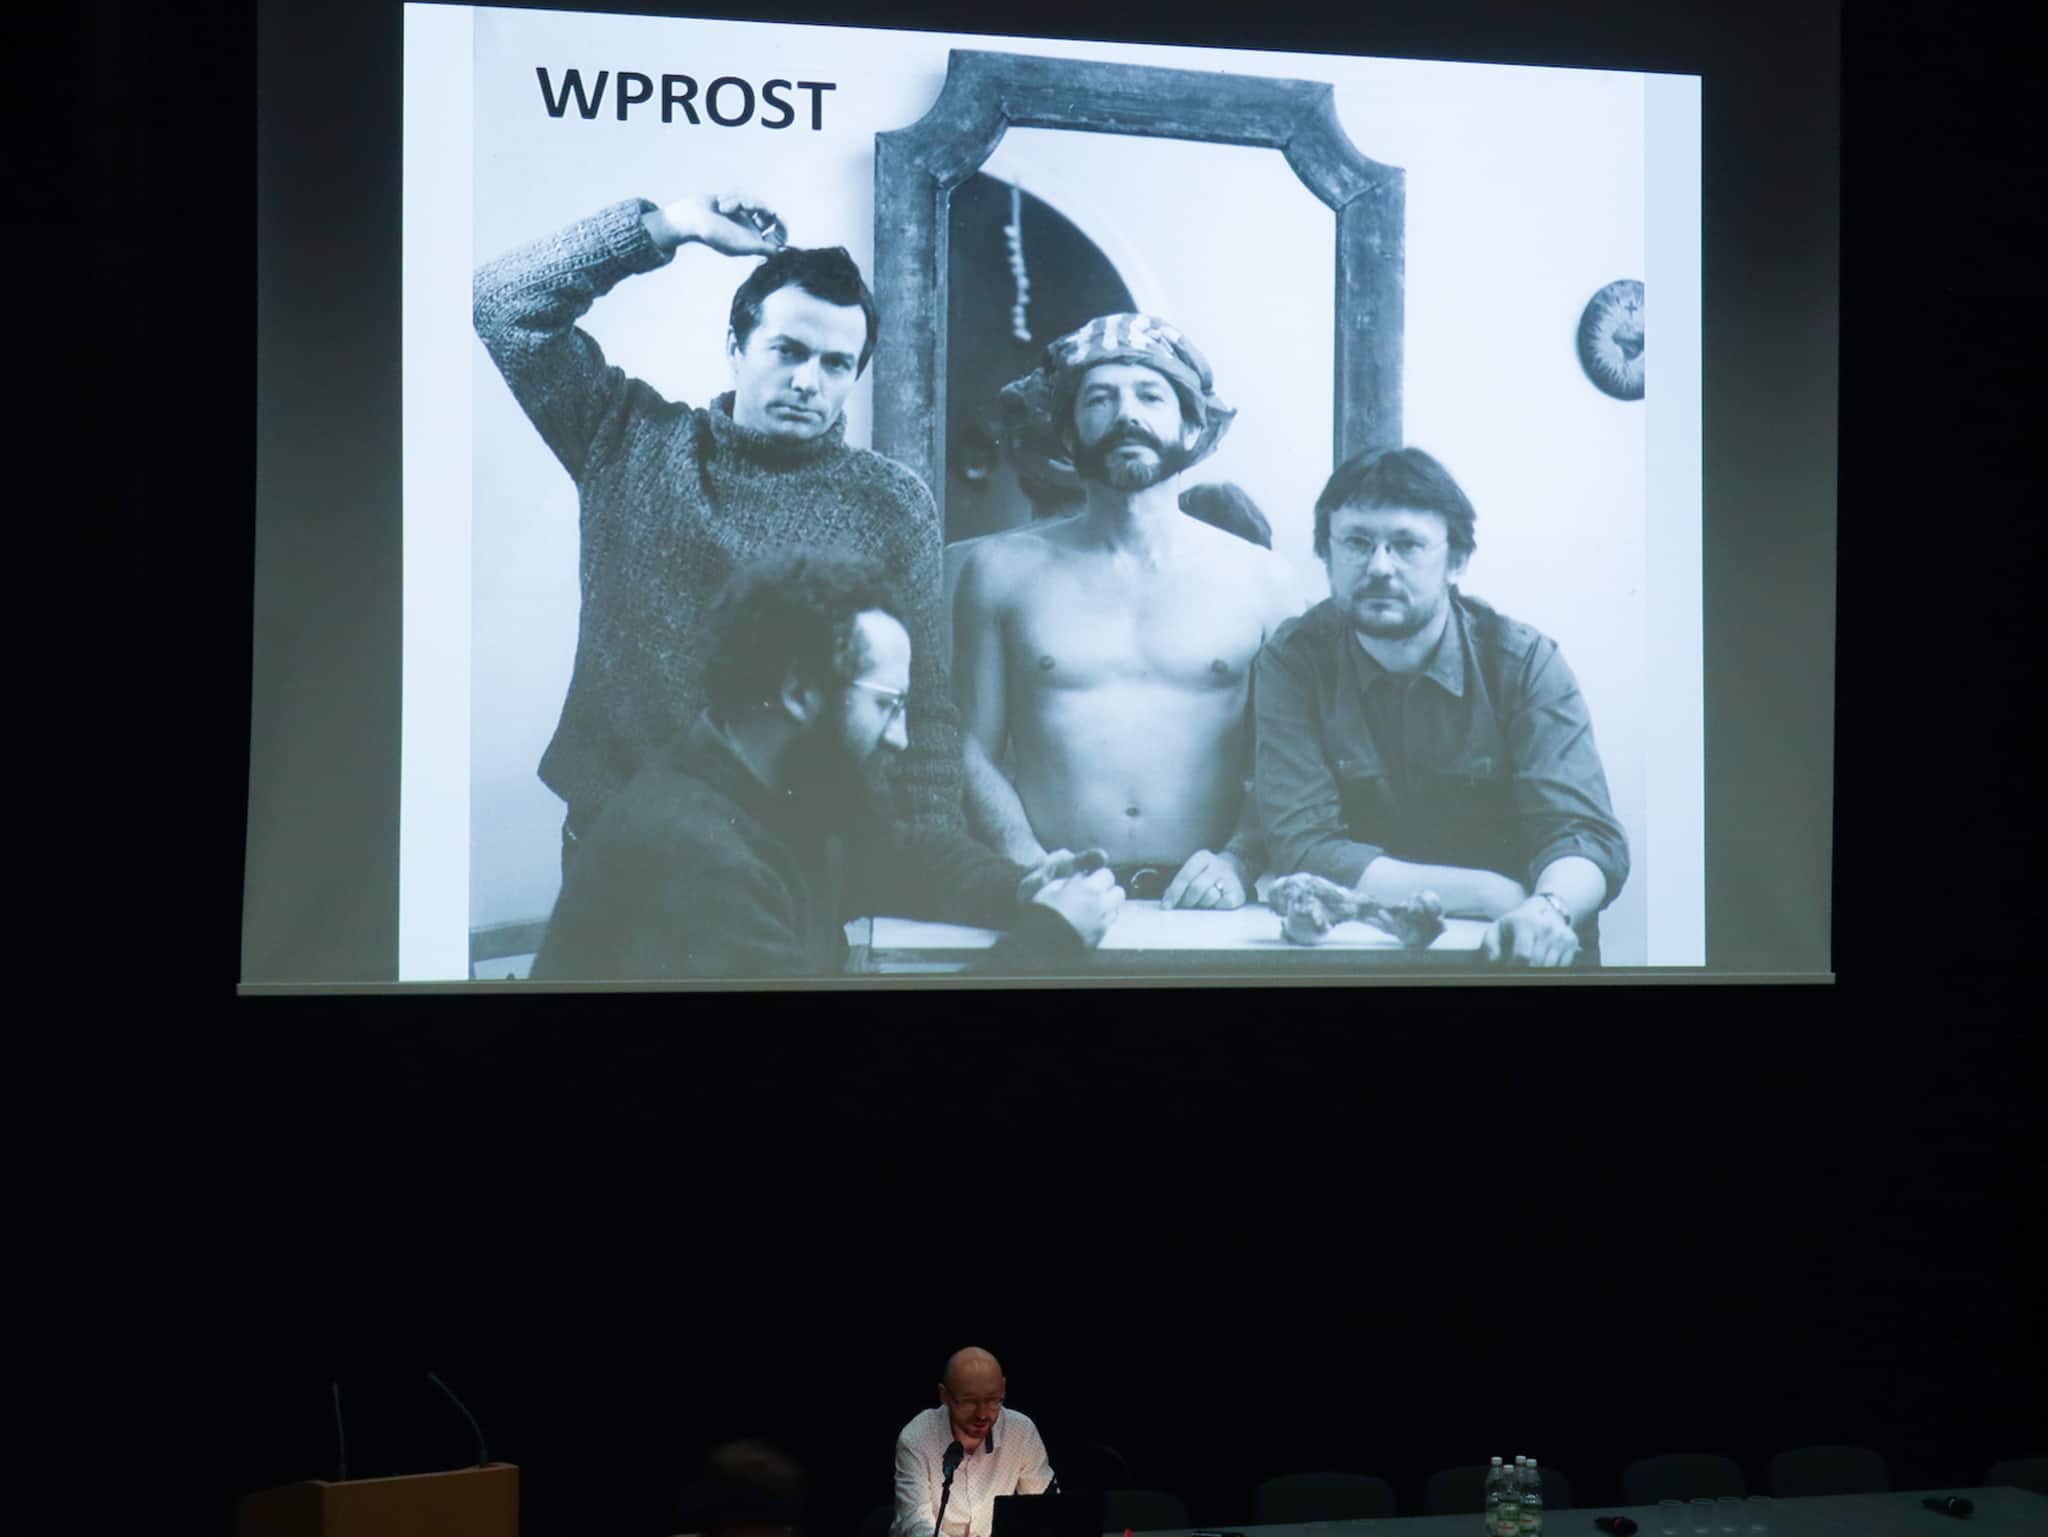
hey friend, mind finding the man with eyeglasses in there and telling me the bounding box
[1252,447,1629,966]
[531,553,1121,979]
[892,1347,1053,1537]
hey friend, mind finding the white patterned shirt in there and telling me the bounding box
[891,1405,1055,1537]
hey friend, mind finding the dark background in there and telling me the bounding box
[19,0,2046,1533]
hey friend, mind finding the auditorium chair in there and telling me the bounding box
[1621,1454,1747,1505]
[1253,1472,1397,1523]
[1100,1489,1192,1531]
[1983,1456,2048,1495]
[1765,1445,1890,1497]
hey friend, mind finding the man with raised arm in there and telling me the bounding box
[473,191,997,915]
[1252,446,1630,967]
[893,1347,1054,1537]
[951,315,1301,909]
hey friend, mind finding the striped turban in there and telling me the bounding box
[997,313,1237,477]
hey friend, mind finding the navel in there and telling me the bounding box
[1038,655,1056,671]
[1124,804,1142,819]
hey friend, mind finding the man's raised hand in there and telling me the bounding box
[1161,848,1249,910]
[658,192,788,256]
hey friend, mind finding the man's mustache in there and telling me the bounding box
[1102,423,1166,452]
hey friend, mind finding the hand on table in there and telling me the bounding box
[1015,846,1109,907]
[1480,895,1581,968]
[1160,848,1250,910]
[1026,866,1125,948]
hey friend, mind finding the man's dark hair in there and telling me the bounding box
[677,1440,807,1536]
[1312,445,1478,562]
[729,247,881,374]
[1179,481,1272,549]
[700,551,908,724]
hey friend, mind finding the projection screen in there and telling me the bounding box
[246,0,1837,989]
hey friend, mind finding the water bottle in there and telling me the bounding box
[1485,1457,1511,1536]
[1519,1458,1545,1537]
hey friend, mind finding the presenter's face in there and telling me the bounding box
[728,285,868,441]
[1325,504,1465,641]
[941,1371,1006,1445]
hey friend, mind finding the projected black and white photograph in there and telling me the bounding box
[400,2,1705,982]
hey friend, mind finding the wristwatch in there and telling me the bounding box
[1533,890,1575,926]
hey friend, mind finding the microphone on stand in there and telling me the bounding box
[933,1440,965,1537]
[427,1372,490,1466]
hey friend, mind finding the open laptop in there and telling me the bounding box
[992,1491,1107,1537]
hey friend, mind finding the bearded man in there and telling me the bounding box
[530,553,1123,979]
[950,315,1300,909]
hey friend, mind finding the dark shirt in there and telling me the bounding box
[1253,592,1629,942]
[532,714,1086,981]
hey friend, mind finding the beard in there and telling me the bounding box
[1345,582,1446,641]
[783,704,896,831]
[1072,422,1196,491]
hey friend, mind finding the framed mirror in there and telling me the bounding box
[873,48,1405,540]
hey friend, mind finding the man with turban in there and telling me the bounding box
[951,315,1301,909]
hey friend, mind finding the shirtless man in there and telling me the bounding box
[952,315,1300,909]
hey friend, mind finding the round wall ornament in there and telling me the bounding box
[1577,279,1645,400]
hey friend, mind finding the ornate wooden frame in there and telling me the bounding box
[873,48,1404,517]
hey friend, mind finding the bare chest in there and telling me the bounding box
[1006,559,1268,691]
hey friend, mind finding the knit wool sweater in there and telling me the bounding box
[473,196,964,838]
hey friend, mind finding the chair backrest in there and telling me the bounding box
[1983,1456,2048,1495]
[1253,1472,1397,1524]
[1100,1489,1191,1532]
[1424,1467,1489,1515]
[1425,1465,1573,1515]
[1621,1454,1747,1505]
[1766,1445,1890,1497]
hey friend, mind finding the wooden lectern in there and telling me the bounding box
[237,1462,518,1537]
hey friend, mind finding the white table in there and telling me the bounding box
[844,896,1491,976]
[1119,1488,2045,1537]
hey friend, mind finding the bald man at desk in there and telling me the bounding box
[892,1347,1054,1537]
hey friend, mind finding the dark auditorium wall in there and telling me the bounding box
[20,0,2045,1532]
[39,1007,2042,1535]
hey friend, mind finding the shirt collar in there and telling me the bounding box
[1348,592,1468,699]
[936,1405,1003,1454]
